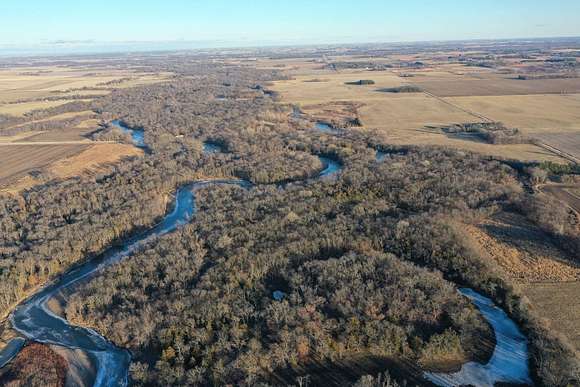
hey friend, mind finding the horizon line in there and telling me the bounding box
[1,34,579,59]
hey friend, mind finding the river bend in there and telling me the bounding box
[0,120,531,387]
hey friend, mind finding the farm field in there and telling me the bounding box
[18,126,96,143]
[254,58,329,76]
[0,66,170,104]
[48,143,143,180]
[0,144,89,186]
[0,100,81,116]
[445,94,580,134]
[411,76,580,97]
[0,143,142,193]
[0,62,164,192]
[270,66,572,163]
[6,110,96,126]
[271,71,405,105]
[0,131,41,143]
[567,187,580,197]
[529,132,580,162]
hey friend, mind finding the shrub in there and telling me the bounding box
[346,80,376,85]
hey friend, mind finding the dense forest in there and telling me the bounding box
[0,65,320,316]
[1,60,579,386]
[65,145,509,385]
[64,136,579,385]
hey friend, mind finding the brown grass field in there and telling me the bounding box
[0,63,162,192]
[465,211,580,352]
[0,100,82,116]
[0,144,89,186]
[270,67,572,163]
[466,212,579,283]
[522,282,580,351]
[446,94,580,134]
[0,66,170,104]
[411,76,580,97]
[0,143,142,193]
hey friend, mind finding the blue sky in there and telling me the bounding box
[1,0,579,47]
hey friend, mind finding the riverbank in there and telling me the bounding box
[51,345,96,387]
[0,320,25,369]
[425,289,533,387]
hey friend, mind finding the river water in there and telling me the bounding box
[0,124,342,386]
[315,122,341,135]
[111,120,146,148]
[425,288,532,386]
[0,120,531,386]
[7,180,248,386]
[202,141,225,154]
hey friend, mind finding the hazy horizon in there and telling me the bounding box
[2,35,580,58]
[1,0,580,56]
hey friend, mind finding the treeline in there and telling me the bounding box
[515,73,579,80]
[442,122,532,145]
[0,114,25,131]
[517,193,580,256]
[0,101,94,134]
[90,122,133,143]
[0,113,94,136]
[23,100,93,121]
[377,86,422,93]
[330,62,393,71]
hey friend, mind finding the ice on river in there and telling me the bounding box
[425,288,532,387]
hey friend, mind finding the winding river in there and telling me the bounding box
[0,120,531,386]
[0,122,342,386]
[425,289,532,386]
[5,179,251,385]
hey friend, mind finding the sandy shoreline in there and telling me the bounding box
[1,290,98,387]
[51,345,97,387]
[46,290,98,386]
